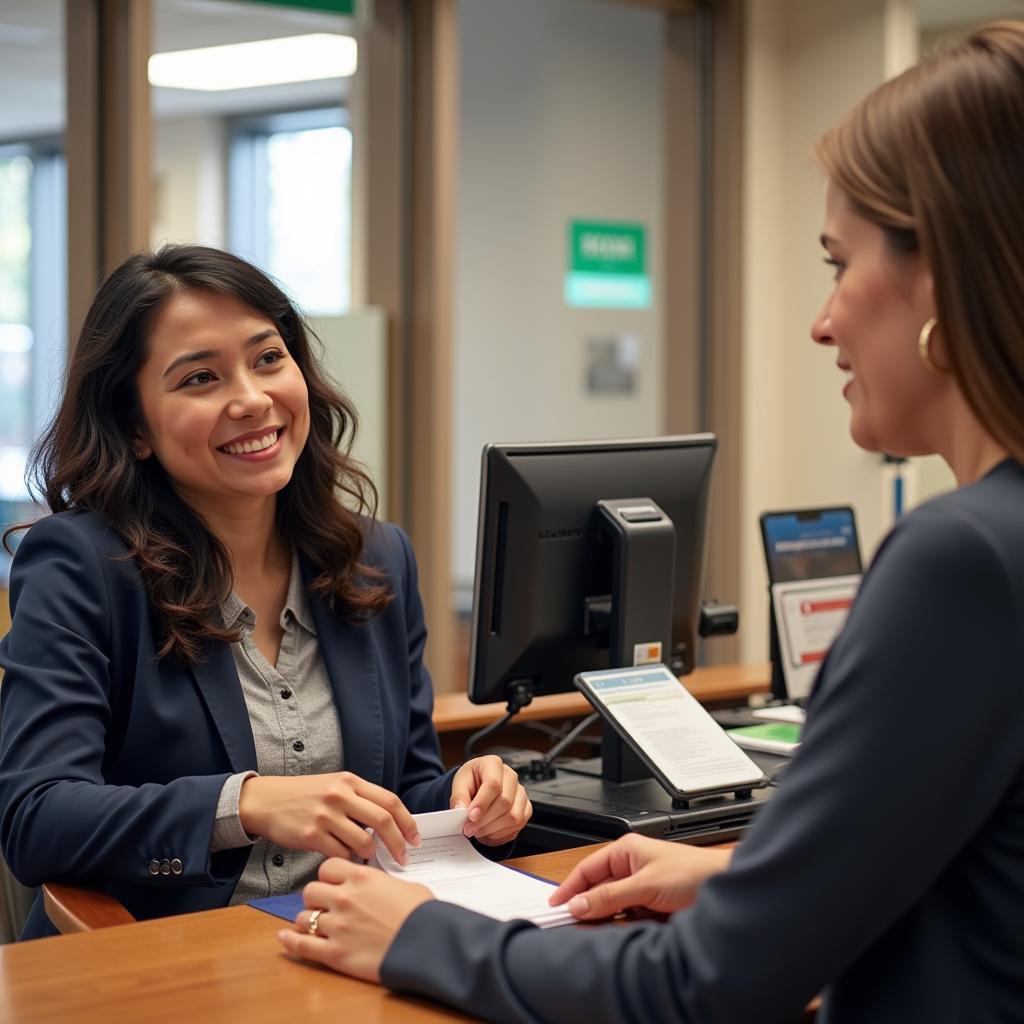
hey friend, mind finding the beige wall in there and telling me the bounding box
[452,0,666,600]
[738,0,955,664]
[151,117,227,250]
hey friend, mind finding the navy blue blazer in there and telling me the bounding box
[379,462,1024,1023]
[0,510,455,938]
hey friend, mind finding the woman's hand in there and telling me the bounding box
[449,755,532,845]
[548,833,733,919]
[278,857,432,983]
[238,772,420,864]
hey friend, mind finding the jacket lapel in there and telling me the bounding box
[190,642,258,773]
[302,558,384,786]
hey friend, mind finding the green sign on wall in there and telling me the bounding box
[565,220,651,309]
[241,0,358,16]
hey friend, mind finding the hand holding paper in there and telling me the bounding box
[448,754,533,844]
[373,809,574,928]
[277,808,574,983]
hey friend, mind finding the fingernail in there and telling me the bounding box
[469,807,482,822]
[568,895,590,916]
[464,826,476,838]
[451,799,466,809]
[411,833,421,847]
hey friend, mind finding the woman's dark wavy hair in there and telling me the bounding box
[8,244,391,663]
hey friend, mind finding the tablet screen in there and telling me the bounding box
[760,507,861,584]
[575,665,765,797]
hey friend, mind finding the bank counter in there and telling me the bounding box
[0,664,786,1023]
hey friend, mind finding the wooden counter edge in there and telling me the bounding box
[43,883,136,933]
[433,662,771,732]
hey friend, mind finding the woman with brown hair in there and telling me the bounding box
[0,245,530,940]
[276,21,1024,1023]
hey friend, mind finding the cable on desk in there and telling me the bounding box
[463,682,534,760]
[518,719,594,742]
[540,712,601,769]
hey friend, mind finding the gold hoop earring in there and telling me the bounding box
[918,317,944,373]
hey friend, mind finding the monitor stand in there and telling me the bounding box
[519,497,776,852]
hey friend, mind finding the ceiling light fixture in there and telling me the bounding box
[149,32,357,91]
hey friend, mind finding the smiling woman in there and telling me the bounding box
[137,294,311,519]
[26,246,384,663]
[0,245,532,940]
[273,21,1024,1024]
[810,183,946,460]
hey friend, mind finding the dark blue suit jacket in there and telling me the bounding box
[0,511,455,938]
[379,462,1024,1023]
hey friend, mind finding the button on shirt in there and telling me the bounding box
[211,554,344,905]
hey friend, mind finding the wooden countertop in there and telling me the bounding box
[0,845,616,1024]
[433,662,771,731]
[0,832,819,1023]
[0,663,772,1021]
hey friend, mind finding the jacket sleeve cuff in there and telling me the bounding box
[381,900,540,1024]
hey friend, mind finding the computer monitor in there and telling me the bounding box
[468,435,717,712]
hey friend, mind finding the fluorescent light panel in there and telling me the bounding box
[149,33,357,91]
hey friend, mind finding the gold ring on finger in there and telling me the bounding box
[307,908,325,936]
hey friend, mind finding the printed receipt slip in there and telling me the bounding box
[372,808,576,928]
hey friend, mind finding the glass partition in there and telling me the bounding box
[151,0,384,506]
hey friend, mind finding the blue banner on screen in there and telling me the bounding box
[761,509,861,583]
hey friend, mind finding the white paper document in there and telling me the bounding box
[372,809,575,929]
[751,705,806,725]
[771,574,860,700]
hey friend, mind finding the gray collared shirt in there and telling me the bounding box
[211,553,344,905]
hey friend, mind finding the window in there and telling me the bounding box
[0,142,66,583]
[0,151,33,491]
[229,108,352,316]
